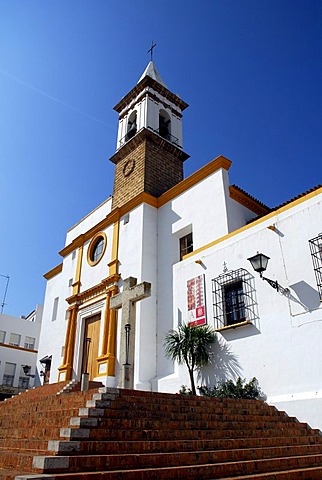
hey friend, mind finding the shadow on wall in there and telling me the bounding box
[198,337,243,387]
[289,281,320,311]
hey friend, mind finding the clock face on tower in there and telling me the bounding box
[123,159,135,177]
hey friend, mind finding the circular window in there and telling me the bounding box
[87,232,107,266]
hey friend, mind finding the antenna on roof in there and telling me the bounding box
[148,41,157,61]
[0,274,10,314]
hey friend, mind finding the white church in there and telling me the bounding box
[37,61,322,428]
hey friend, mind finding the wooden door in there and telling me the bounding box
[81,314,101,380]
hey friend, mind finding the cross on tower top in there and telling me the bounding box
[148,41,157,61]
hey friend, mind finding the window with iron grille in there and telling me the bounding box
[212,268,258,330]
[18,376,29,389]
[309,233,322,301]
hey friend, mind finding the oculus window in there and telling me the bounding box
[212,268,258,330]
[87,232,107,266]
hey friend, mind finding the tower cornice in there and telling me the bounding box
[109,127,190,165]
[114,75,188,114]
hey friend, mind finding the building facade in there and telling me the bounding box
[37,62,322,428]
[0,305,43,400]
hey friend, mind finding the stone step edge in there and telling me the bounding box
[14,458,322,480]
[46,436,322,454]
[32,446,322,471]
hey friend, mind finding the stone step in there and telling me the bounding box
[59,424,320,442]
[49,435,322,455]
[32,444,322,473]
[83,416,308,432]
[14,454,322,479]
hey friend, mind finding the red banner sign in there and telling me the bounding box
[187,274,207,327]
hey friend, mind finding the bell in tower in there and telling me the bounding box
[109,60,189,209]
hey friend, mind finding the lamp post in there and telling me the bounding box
[248,252,280,291]
[123,323,131,389]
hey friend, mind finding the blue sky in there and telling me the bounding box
[0,0,321,317]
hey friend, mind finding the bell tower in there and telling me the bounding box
[110,61,189,209]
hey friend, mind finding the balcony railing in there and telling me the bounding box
[118,126,181,149]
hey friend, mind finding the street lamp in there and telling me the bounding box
[22,365,35,378]
[248,252,280,291]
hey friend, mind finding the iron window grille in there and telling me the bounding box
[18,377,29,389]
[309,233,322,301]
[3,374,14,386]
[212,268,258,330]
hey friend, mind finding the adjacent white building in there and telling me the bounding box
[0,305,43,400]
[37,62,322,428]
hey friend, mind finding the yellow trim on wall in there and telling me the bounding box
[157,155,232,208]
[73,244,84,295]
[44,263,63,280]
[229,185,269,216]
[184,186,322,260]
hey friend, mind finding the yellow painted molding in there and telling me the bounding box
[87,232,107,267]
[157,155,232,207]
[229,185,269,216]
[184,186,322,260]
[72,244,84,295]
[0,343,38,353]
[59,194,157,260]
[44,263,63,280]
[109,217,120,277]
[66,276,120,306]
[216,320,253,332]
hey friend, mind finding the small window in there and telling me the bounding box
[3,362,16,386]
[87,232,107,266]
[180,233,193,260]
[72,250,76,260]
[309,233,322,301]
[24,336,35,350]
[52,297,59,322]
[9,333,21,347]
[212,268,258,330]
[0,330,5,343]
[68,278,73,287]
[125,111,137,141]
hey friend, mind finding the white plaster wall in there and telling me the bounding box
[156,167,232,379]
[37,271,69,383]
[0,309,42,388]
[159,192,322,428]
[65,197,112,246]
[117,203,158,390]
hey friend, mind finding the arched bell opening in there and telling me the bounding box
[126,111,137,141]
[159,109,171,141]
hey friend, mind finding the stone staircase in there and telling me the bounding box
[1,384,322,479]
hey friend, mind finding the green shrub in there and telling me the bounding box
[198,377,261,400]
[178,385,193,395]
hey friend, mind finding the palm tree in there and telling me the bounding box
[164,324,216,395]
